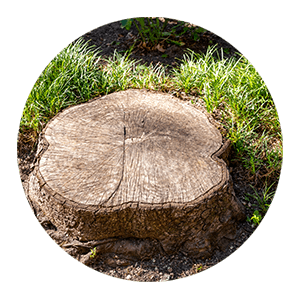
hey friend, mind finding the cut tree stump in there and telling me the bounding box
[28,89,245,263]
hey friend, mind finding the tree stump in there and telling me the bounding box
[28,89,245,262]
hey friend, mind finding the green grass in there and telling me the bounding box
[19,38,282,190]
[171,48,282,179]
[246,181,276,226]
[20,39,103,134]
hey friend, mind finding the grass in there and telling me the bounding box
[245,181,276,225]
[19,38,282,217]
[20,39,103,135]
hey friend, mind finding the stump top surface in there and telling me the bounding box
[38,89,226,210]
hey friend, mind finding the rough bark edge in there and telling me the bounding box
[28,165,245,243]
[29,164,245,263]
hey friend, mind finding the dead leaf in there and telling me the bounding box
[156,44,165,52]
[137,41,146,49]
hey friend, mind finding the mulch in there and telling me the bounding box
[18,18,263,282]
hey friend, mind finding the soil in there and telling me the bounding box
[79,18,241,71]
[17,18,269,282]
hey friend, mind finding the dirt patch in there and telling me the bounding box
[80,18,241,70]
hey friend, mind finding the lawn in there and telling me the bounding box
[18,37,282,227]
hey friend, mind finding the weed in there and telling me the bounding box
[247,182,275,214]
[246,182,276,226]
[197,265,203,272]
[121,17,169,47]
[251,210,262,225]
[223,48,230,54]
[90,247,97,258]
[190,26,206,41]
[120,18,206,48]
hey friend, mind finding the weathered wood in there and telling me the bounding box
[28,89,245,261]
